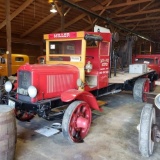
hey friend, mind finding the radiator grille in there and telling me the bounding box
[18,71,31,89]
[47,74,74,93]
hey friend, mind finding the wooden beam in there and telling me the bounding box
[120,0,155,20]
[53,0,112,32]
[93,0,113,24]
[54,1,63,17]
[115,5,133,15]
[92,0,152,11]
[21,13,58,37]
[54,13,86,32]
[114,8,160,18]
[60,3,65,32]
[117,16,160,23]
[82,17,92,24]
[126,21,160,28]
[64,8,71,16]
[0,0,34,30]
[5,0,12,76]
[135,26,160,31]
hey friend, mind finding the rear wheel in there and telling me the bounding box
[139,103,156,157]
[133,78,150,102]
[62,100,92,143]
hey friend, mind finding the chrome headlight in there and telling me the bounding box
[28,86,37,98]
[85,61,93,73]
[4,81,12,92]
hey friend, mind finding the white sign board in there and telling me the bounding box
[94,25,110,33]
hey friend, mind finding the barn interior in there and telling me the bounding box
[0,0,160,159]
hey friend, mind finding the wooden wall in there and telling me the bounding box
[12,43,41,64]
[0,38,41,64]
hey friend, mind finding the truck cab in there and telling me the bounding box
[44,31,111,92]
[0,54,29,76]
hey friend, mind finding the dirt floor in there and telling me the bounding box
[15,87,160,160]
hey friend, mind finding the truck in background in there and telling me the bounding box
[133,54,160,77]
[0,54,29,77]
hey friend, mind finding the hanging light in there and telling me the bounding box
[50,4,57,13]
[48,0,57,13]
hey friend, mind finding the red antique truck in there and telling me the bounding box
[133,54,160,77]
[4,31,158,143]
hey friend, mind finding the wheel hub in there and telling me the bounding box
[76,116,89,129]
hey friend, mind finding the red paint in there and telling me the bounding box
[133,54,160,76]
[17,64,79,103]
[61,89,102,111]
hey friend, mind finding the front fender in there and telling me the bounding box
[61,89,102,111]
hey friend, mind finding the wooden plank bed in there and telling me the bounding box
[109,70,155,84]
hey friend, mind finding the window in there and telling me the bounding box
[135,58,154,64]
[87,40,98,47]
[49,40,82,55]
[0,57,5,64]
[100,42,109,55]
[15,57,24,62]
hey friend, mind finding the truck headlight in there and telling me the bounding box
[4,81,12,92]
[85,61,93,73]
[28,86,37,98]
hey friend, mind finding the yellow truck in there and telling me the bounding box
[0,54,29,77]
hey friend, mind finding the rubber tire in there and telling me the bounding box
[133,78,149,102]
[139,103,156,157]
[15,109,35,122]
[62,100,91,143]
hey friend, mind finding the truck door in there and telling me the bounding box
[99,41,110,88]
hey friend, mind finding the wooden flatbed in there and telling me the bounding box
[109,70,155,84]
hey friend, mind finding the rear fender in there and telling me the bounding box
[61,89,102,111]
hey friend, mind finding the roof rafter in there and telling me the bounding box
[92,0,152,11]
[0,0,34,30]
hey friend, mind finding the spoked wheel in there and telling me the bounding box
[139,103,156,157]
[62,100,92,143]
[15,109,35,121]
[133,78,150,102]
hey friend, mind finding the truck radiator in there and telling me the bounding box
[47,74,74,93]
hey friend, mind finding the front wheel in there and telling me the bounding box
[139,103,156,157]
[15,109,35,121]
[62,100,92,143]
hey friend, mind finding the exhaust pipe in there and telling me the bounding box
[155,94,160,109]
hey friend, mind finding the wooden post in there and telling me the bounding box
[61,3,65,32]
[5,0,12,76]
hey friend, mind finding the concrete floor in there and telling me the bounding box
[15,87,160,160]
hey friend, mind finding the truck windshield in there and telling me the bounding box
[49,40,82,55]
[49,40,82,62]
